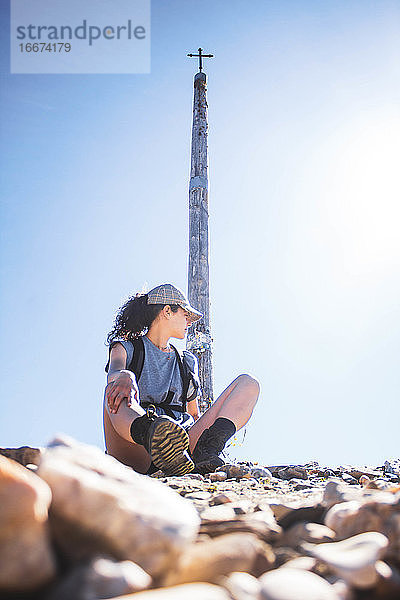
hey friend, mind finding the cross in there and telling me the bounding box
[187,47,214,72]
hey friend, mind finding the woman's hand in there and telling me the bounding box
[105,370,139,414]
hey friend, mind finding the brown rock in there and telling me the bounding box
[268,501,309,521]
[163,532,275,586]
[277,503,326,530]
[0,455,56,593]
[277,466,308,481]
[346,467,382,480]
[0,445,43,466]
[216,464,252,479]
[280,521,336,549]
[210,492,233,505]
[209,472,228,482]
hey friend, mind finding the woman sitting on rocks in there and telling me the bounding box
[104,283,259,476]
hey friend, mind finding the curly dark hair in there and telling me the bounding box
[106,293,179,345]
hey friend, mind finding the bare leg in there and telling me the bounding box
[188,374,259,453]
[103,396,152,474]
[104,394,194,476]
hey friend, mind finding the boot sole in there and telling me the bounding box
[193,456,224,475]
[149,420,194,476]
[163,451,194,476]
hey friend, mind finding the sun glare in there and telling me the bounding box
[325,114,400,280]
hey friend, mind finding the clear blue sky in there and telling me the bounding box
[1,0,399,468]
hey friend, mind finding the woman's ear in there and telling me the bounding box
[162,305,171,319]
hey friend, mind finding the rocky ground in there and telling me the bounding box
[1,437,400,600]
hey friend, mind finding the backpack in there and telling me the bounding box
[105,337,199,417]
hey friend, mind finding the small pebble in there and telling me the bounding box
[210,493,232,506]
[209,472,227,482]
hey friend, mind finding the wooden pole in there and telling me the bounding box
[186,70,213,413]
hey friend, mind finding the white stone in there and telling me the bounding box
[259,568,340,600]
[302,532,389,589]
[222,572,262,600]
[251,467,273,479]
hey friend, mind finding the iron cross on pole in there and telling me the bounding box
[187,47,214,72]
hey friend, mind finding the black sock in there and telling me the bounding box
[130,414,151,445]
[208,417,236,443]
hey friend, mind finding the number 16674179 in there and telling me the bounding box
[19,43,71,52]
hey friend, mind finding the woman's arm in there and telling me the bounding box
[105,344,139,414]
[187,396,200,421]
[105,343,138,413]
[104,343,145,441]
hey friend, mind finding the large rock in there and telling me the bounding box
[277,466,308,481]
[302,532,389,589]
[36,435,200,580]
[163,532,275,586]
[0,455,56,593]
[324,493,400,561]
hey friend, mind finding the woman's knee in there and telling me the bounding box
[236,374,260,398]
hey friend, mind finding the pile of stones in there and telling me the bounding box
[1,436,400,600]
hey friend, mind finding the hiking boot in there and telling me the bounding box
[131,406,194,476]
[191,428,226,474]
[191,418,236,475]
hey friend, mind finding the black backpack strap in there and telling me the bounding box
[129,337,145,382]
[170,344,191,413]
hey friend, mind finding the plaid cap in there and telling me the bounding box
[147,283,203,323]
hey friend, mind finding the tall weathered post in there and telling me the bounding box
[186,48,214,413]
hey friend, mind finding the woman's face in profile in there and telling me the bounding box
[168,307,191,339]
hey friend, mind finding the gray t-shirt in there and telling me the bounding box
[108,335,199,429]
